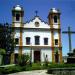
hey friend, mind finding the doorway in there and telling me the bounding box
[55,52,59,63]
[15,54,18,64]
[34,51,40,63]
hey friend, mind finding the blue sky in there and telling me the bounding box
[0,0,75,56]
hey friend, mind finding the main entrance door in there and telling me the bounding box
[34,51,40,63]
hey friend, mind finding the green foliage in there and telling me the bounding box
[30,63,47,70]
[0,63,46,74]
[0,48,6,65]
[0,48,6,55]
[1,63,75,74]
[18,54,30,66]
[31,63,42,70]
[48,63,75,68]
[0,65,22,74]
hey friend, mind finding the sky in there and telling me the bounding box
[0,0,75,56]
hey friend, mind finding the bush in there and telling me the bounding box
[0,65,22,74]
[48,63,75,68]
[18,54,30,66]
[2,63,75,74]
[30,63,47,70]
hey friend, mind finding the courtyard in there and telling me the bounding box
[8,70,52,75]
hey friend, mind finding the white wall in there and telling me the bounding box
[24,17,50,29]
[14,47,19,53]
[41,48,52,62]
[22,47,52,62]
[14,22,21,27]
[54,31,59,39]
[22,30,51,46]
[14,30,20,38]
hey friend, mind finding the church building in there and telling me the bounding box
[11,5,62,63]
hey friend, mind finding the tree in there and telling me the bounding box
[0,48,6,55]
[0,48,6,65]
[0,23,15,64]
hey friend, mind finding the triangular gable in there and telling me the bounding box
[24,16,50,29]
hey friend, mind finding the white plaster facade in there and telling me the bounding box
[14,17,54,62]
[12,5,62,63]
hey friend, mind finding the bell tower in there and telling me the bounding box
[12,5,24,27]
[11,5,24,64]
[48,8,62,63]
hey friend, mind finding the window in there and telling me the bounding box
[26,37,30,45]
[35,22,39,27]
[35,36,40,45]
[55,39,58,45]
[44,38,48,45]
[54,16,57,23]
[15,38,19,44]
[16,14,20,21]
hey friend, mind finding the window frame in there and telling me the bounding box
[26,37,30,45]
[35,36,40,45]
[44,38,48,45]
[55,39,58,45]
[54,16,58,23]
[16,13,20,21]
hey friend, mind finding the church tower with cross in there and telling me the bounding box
[11,5,62,64]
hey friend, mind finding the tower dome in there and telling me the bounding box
[13,5,23,11]
[50,8,60,13]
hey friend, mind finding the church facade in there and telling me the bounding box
[11,5,62,63]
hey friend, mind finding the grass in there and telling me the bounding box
[1,63,75,74]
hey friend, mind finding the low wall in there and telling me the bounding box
[48,68,75,75]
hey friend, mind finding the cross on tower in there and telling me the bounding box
[35,10,38,16]
[62,27,75,53]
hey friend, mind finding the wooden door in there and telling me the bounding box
[34,51,40,63]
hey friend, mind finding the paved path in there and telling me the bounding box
[8,70,53,75]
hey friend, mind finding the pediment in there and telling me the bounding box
[24,16,50,29]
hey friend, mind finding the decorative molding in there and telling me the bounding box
[15,45,62,48]
[24,16,48,25]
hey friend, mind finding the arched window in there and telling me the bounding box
[54,16,57,23]
[16,14,20,21]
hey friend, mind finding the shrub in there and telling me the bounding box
[0,65,22,74]
[18,54,30,66]
[0,48,6,55]
[48,63,75,68]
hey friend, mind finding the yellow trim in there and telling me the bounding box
[19,15,23,57]
[58,15,62,63]
[48,12,62,63]
[58,16,60,29]
[58,31,62,63]
[10,16,15,64]
[51,30,54,63]
[10,53,14,64]
[19,30,22,56]
[49,13,55,63]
